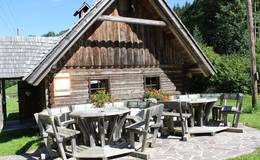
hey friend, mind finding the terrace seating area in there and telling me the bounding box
[34,93,245,160]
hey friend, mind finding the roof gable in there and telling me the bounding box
[24,0,216,86]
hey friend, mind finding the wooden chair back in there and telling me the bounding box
[143,104,164,130]
[127,101,150,119]
[220,93,244,111]
[160,101,189,113]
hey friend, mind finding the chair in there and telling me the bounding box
[34,111,80,160]
[159,101,192,141]
[46,107,76,129]
[212,93,243,127]
[126,101,150,122]
[125,104,164,152]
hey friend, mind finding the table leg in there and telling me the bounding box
[189,104,194,127]
[204,102,214,125]
[115,113,128,141]
[199,104,204,126]
[81,118,96,147]
[108,116,119,144]
[98,117,105,147]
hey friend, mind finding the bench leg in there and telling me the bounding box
[150,128,159,148]
[141,133,147,152]
[129,132,135,149]
[44,137,55,159]
[223,113,228,126]
[71,137,77,158]
[57,141,67,160]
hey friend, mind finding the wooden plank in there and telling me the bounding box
[226,127,244,133]
[120,23,128,66]
[107,21,114,67]
[98,15,167,27]
[101,22,107,67]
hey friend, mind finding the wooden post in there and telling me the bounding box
[247,0,258,109]
[1,80,7,120]
[0,80,3,130]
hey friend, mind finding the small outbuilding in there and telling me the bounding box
[0,0,216,122]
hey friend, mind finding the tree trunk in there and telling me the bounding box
[247,0,258,109]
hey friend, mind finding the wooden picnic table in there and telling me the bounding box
[170,98,217,126]
[70,108,130,147]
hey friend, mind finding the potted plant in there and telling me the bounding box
[90,91,113,108]
[144,89,170,102]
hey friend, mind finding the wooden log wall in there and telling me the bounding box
[50,1,190,107]
[50,68,183,107]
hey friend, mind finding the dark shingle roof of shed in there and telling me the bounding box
[0,36,60,79]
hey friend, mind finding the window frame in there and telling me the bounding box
[88,78,110,95]
[144,76,161,90]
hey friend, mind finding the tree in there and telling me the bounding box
[175,0,248,55]
[42,29,69,37]
[214,0,248,54]
[43,31,56,37]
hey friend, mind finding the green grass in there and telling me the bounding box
[6,84,19,121]
[230,148,260,160]
[6,84,18,95]
[0,129,42,156]
[224,95,260,130]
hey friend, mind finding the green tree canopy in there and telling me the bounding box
[174,0,248,54]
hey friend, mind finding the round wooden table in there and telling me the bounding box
[70,108,130,147]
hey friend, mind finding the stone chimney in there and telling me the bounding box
[73,2,90,19]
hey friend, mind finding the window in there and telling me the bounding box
[54,73,71,97]
[89,79,109,94]
[144,76,160,90]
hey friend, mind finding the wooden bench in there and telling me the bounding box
[159,101,192,141]
[34,111,80,160]
[126,104,164,152]
[212,93,243,127]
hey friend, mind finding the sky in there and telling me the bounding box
[0,0,193,36]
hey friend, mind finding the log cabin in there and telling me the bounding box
[0,0,216,121]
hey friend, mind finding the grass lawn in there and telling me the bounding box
[0,129,41,156]
[230,148,260,160]
[6,84,19,121]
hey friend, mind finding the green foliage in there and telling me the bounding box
[214,0,248,54]
[256,42,260,71]
[192,25,204,44]
[175,0,248,55]
[5,80,17,89]
[43,29,69,37]
[187,44,251,94]
[144,89,169,101]
[90,91,113,107]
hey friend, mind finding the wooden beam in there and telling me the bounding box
[97,15,167,27]
[1,80,6,121]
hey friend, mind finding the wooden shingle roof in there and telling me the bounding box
[0,36,59,79]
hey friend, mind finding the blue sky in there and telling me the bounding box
[0,0,193,36]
